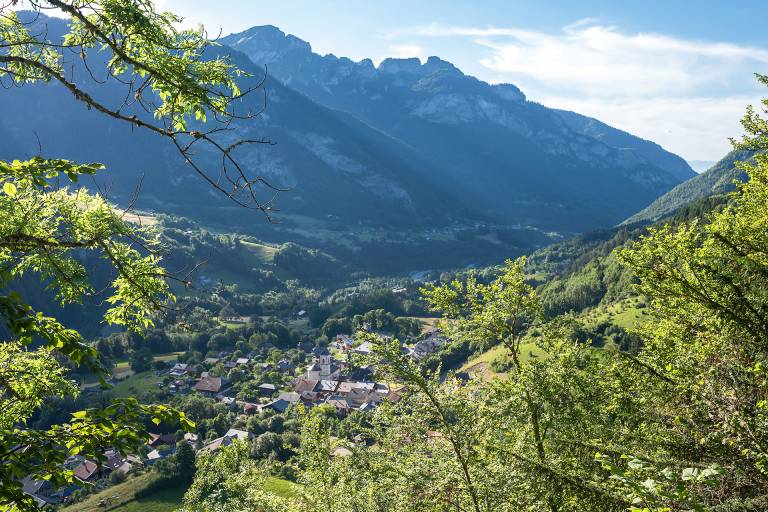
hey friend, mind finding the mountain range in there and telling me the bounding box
[222,25,694,232]
[0,15,697,270]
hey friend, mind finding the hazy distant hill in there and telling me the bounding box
[623,150,752,225]
[688,159,717,173]
[222,25,695,232]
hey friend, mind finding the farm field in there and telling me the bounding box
[460,342,547,380]
[580,298,650,330]
[61,473,298,511]
[110,371,165,398]
[60,472,186,512]
[80,352,183,389]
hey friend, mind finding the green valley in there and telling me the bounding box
[3,2,768,512]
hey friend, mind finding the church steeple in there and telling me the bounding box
[312,346,332,378]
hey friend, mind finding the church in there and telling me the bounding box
[305,346,341,380]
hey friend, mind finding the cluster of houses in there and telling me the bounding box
[20,330,450,506]
[333,329,448,361]
[21,449,144,507]
[287,330,449,415]
[288,345,395,415]
[163,351,296,397]
[410,329,448,360]
[19,424,251,506]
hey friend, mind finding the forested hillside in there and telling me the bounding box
[623,149,753,225]
[175,110,768,511]
[4,2,768,512]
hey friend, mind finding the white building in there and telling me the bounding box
[306,346,340,380]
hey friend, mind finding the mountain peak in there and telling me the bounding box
[376,55,462,77]
[221,25,312,60]
[378,57,424,74]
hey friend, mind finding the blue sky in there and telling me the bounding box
[157,1,767,162]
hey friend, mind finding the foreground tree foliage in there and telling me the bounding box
[181,84,768,511]
[0,0,269,508]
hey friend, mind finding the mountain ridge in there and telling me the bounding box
[622,149,753,225]
[0,14,697,272]
[222,25,695,232]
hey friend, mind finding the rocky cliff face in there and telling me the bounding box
[222,26,695,231]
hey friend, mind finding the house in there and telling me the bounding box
[278,391,301,404]
[243,402,259,415]
[338,382,377,408]
[257,383,277,397]
[236,357,250,366]
[219,396,237,409]
[148,432,177,447]
[169,363,190,377]
[103,451,142,475]
[347,364,374,382]
[324,395,351,416]
[112,455,141,475]
[352,341,374,356]
[146,449,163,464]
[334,334,354,350]
[200,429,252,454]
[359,401,378,413]
[294,378,319,394]
[352,432,374,445]
[102,450,123,471]
[223,360,237,370]
[260,398,290,414]
[411,329,448,360]
[374,382,390,396]
[21,476,57,505]
[63,455,86,469]
[169,379,189,393]
[331,446,353,457]
[317,380,341,394]
[299,391,319,405]
[194,376,223,396]
[225,428,252,440]
[297,310,306,318]
[276,359,295,373]
[204,357,220,365]
[73,460,99,481]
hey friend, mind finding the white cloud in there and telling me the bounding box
[391,21,767,160]
[405,21,768,98]
[542,95,759,161]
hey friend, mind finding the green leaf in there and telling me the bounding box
[3,182,17,196]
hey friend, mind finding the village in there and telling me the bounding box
[20,328,450,507]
